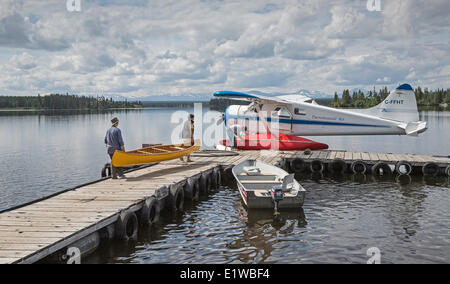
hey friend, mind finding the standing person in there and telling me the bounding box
[180,114,195,162]
[104,117,126,179]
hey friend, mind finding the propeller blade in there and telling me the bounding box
[216,114,224,126]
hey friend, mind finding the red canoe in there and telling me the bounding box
[220,133,329,151]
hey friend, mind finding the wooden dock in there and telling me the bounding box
[283,150,450,168]
[0,150,449,264]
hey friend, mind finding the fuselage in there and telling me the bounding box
[225,102,405,136]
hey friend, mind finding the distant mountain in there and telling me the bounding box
[141,93,210,102]
[104,93,209,102]
[102,94,134,101]
[248,89,333,99]
[103,89,334,102]
[349,88,369,95]
[296,89,333,99]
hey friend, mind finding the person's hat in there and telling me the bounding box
[111,117,119,125]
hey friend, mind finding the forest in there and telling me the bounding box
[0,94,143,110]
[141,101,206,108]
[2,86,448,111]
[330,87,450,108]
[209,98,248,112]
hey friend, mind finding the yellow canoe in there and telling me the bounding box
[112,140,201,167]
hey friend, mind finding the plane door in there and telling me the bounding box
[271,106,293,134]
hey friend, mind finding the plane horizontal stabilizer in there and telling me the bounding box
[398,121,428,136]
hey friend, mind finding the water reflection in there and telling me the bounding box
[295,170,450,189]
[80,171,450,264]
[351,173,368,184]
[396,174,412,185]
[246,208,307,228]
[383,183,426,244]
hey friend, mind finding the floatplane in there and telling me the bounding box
[214,84,427,151]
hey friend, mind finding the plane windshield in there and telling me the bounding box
[294,108,306,115]
[272,107,292,118]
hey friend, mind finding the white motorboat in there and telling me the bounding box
[232,160,306,212]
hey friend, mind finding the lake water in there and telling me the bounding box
[85,178,450,264]
[1,108,449,263]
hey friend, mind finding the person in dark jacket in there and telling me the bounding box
[104,117,126,179]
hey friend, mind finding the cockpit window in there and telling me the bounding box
[272,107,292,118]
[294,108,306,115]
[278,108,291,117]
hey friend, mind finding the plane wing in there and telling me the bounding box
[213,90,277,102]
[276,94,315,104]
[213,91,313,104]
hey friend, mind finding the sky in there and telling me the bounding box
[0,0,449,99]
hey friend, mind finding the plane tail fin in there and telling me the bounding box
[368,84,427,136]
[370,84,419,122]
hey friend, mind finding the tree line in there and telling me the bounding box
[0,94,143,110]
[209,98,248,112]
[141,101,205,108]
[330,86,450,108]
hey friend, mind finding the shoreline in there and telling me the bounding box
[0,105,213,112]
[0,105,448,113]
[0,107,146,112]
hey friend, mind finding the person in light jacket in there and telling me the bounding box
[180,114,194,162]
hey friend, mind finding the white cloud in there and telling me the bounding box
[9,52,36,70]
[0,0,448,97]
[324,5,382,39]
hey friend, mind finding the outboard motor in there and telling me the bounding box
[271,185,284,214]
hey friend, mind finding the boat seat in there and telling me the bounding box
[252,190,296,197]
[238,173,276,176]
[243,166,261,176]
[282,174,295,192]
[136,148,167,154]
[240,180,282,184]
[171,146,186,150]
[238,175,278,182]
[152,147,170,152]
[254,190,272,197]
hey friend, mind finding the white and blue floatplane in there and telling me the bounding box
[215,84,427,138]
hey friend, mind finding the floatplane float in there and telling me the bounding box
[215,84,427,151]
